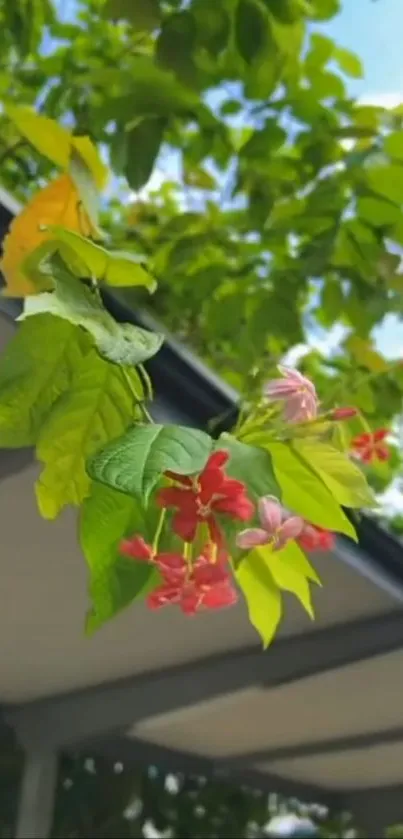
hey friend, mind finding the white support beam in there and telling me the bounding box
[8,609,403,751]
[15,749,58,839]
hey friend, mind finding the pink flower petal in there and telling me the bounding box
[236,528,270,549]
[264,379,300,398]
[279,516,304,543]
[258,496,283,532]
[278,366,317,397]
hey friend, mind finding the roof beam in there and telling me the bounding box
[7,608,403,750]
[227,724,403,766]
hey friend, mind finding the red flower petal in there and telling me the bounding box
[119,535,152,560]
[199,468,225,501]
[179,585,201,615]
[376,443,390,461]
[146,583,181,610]
[206,451,229,470]
[298,525,335,552]
[214,494,254,520]
[157,486,193,509]
[171,509,199,542]
[352,433,371,449]
[155,552,186,581]
[219,477,247,496]
[374,428,388,442]
[201,581,238,610]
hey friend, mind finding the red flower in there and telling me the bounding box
[157,450,254,545]
[147,548,238,615]
[351,429,390,464]
[298,524,335,553]
[119,535,185,583]
[119,536,238,615]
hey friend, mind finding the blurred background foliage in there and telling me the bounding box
[0,723,394,838]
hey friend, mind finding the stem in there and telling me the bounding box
[122,367,153,423]
[152,509,166,554]
[139,363,153,401]
[183,541,192,565]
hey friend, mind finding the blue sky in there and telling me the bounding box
[322,0,403,100]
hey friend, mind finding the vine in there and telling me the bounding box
[0,106,386,645]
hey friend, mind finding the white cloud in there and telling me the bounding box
[358,91,403,109]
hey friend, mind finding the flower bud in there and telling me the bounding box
[332,407,358,421]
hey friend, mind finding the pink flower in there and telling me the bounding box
[263,366,318,423]
[236,496,303,551]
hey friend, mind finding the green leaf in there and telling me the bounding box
[292,439,375,508]
[366,164,403,206]
[35,349,142,519]
[88,423,214,502]
[219,433,280,501]
[385,131,403,161]
[80,483,157,633]
[305,32,334,68]
[44,226,156,291]
[334,46,363,79]
[156,11,198,87]
[268,542,316,618]
[102,0,160,30]
[236,550,282,647]
[235,0,270,64]
[124,117,166,191]
[345,335,389,373]
[0,315,88,448]
[19,265,163,367]
[263,440,357,538]
[119,57,197,117]
[357,197,400,227]
[267,0,302,24]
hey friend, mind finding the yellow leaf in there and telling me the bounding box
[0,175,94,297]
[72,136,108,189]
[5,104,108,188]
[236,551,282,648]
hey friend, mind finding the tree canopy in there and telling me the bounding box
[1,0,402,502]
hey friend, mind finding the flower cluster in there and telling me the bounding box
[118,366,389,619]
[120,537,237,614]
